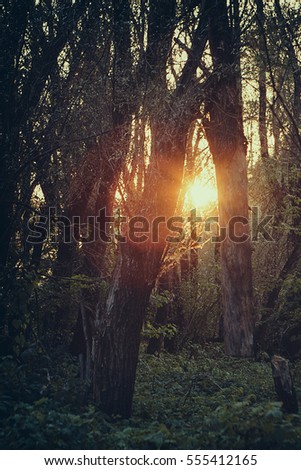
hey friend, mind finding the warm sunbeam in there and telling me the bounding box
[185,174,218,212]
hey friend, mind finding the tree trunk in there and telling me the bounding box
[204,0,254,357]
[271,355,298,413]
[214,147,254,356]
[92,247,156,417]
[255,0,269,159]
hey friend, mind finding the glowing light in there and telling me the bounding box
[185,175,218,211]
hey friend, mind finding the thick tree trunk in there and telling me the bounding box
[204,0,254,357]
[214,145,254,356]
[92,247,156,417]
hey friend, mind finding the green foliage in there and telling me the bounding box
[176,246,221,346]
[1,402,112,450]
[31,274,109,347]
[148,290,172,310]
[1,345,300,449]
[281,274,301,314]
[256,271,301,359]
[202,401,301,449]
[143,321,177,340]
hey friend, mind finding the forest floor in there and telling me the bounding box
[1,344,301,449]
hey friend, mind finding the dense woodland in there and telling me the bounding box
[1,0,301,449]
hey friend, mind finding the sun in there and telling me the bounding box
[185,175,218,211]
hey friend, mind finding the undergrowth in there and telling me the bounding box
[0,344,300,449]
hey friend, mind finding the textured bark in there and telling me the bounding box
[92,249,155,417]
[214,147,254,356]
[203,0,254,357]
